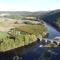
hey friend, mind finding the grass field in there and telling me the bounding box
[16,24,47,36]
[0,32,8,39]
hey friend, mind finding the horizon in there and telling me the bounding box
[0,0,60,11]
[0,9,59,12]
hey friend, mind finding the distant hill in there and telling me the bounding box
[0,11,48,17]
[0,11,48,20]
[0,11,32,16]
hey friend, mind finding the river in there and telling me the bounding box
[48,25,60,39]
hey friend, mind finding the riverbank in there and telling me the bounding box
[0,40,40,60]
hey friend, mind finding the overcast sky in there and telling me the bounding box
[0,0,60,11]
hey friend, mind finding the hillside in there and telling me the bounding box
[40,9,60,30]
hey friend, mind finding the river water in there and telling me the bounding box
[48,25,60,39]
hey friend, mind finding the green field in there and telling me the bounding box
[0,32,8,39]
[16,24,47,36]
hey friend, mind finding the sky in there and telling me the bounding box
[0,0,60,11]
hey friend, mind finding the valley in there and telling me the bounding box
[0,9,60,60]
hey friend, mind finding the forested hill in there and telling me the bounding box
[41,9,60,24]
[40,9,60,30]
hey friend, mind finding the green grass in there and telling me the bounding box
[0,32,8,39]
[16,24,47,36]
[22,16,36,20]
